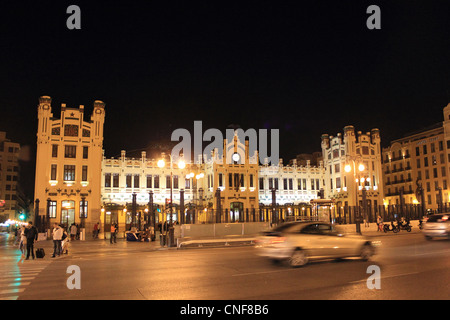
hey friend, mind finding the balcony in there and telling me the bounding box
[385,178,413,186]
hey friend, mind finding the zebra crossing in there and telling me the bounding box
[0,255,52,300]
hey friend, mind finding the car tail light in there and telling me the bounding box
[441,216,448,221]
[270,237,286,244]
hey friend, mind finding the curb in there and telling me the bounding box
[178,238,256,249]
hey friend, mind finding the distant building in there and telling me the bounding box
[382,103,450,211]
[289,152,323,167]
[259,158,324,206]
[34,96,105,233]
[0,132,20,221]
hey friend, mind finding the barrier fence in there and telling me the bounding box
[180,203,437,225]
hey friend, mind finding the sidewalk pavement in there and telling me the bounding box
[23,234,168,259]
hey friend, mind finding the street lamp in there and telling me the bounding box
[345,159,365,234]
[158,153,186,225]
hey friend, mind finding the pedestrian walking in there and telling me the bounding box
[93,222,99,239]
[364,218,369,228]
[70,223,77,241]
[61,229,70,254]
[18,225,26,258]
[24,221,38,260]
[14,227,21,245]
[110,223,117,244]
[52,223,63,258]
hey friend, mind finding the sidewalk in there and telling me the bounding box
[27,235,168,258]
[334,220,422,237]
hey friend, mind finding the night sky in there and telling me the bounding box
[1,1,450,199]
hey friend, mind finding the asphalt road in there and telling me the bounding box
[1,232,448,301]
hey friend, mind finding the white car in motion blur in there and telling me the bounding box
[255,221,376,267]
[422,214,450,240]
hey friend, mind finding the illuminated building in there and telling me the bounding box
[258,159,324,205]
[0,131,21,221]
[101,134,326,232]
[382,103,450,211]
[34,96,105,232]
[321,126,384,214]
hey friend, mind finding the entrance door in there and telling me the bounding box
[104,210,119,239]
[230,202,243,222]
[61,200,75,229]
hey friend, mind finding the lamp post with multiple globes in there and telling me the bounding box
[344,159,367,235]
[157,153,186,226]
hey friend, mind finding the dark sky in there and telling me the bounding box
[1,1,450,198]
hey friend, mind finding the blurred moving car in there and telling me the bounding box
[255,221,376,267]
[422,214,450,240]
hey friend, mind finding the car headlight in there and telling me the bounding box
[371,240,381,247]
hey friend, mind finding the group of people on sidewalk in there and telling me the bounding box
[16,220,161,259]
[51,223,70,257]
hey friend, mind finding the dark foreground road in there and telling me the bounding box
[1,232,448,300]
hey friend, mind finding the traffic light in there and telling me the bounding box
[19,213,26,221]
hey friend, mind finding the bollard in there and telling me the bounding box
[160,233,166,246]
[80,228,85,241]
[168,227,175,247]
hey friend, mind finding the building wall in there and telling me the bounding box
[100,134,325,226]
[100,135,262,225]
[258,159,324,206]
[0,132,20,221]
[383,103,450,210]
[321,126,384,210]
[34,96,105,232]
[101,150,203,229]
[211,136,260,218]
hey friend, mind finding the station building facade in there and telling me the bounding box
[34,96,105,233]
[99,134,324,234]
[35,96,390,236]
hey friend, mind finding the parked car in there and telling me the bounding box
[422,214,450,240]
[255,221,376,267]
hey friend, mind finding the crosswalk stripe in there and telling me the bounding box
[2,273,39,277]
[0,277,35,282]
[0,256,52,300]
[0,296,19,300]
[4,271,46,274]
[0,282,31,288]
[0,288,25,295]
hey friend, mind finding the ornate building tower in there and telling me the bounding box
[34,96,105,234]
[205,133,260,222]
[321,126,383,213]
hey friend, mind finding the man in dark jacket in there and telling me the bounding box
[24,221,38,260]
